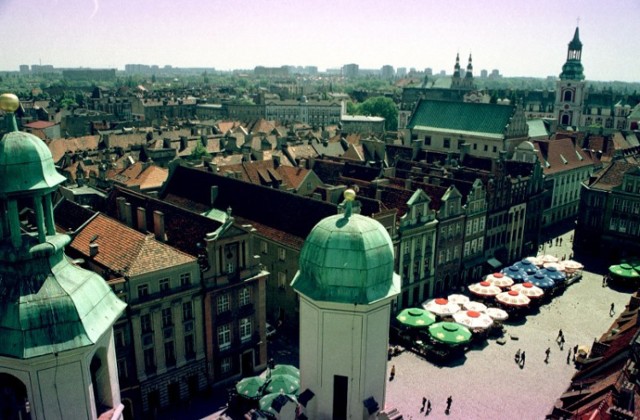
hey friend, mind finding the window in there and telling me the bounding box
[144,348,155,373]
[239,318,252,342]
[220,357,232,374]
[492,146,497,153]
[424,136,431,146]
[164,341,176,366]
[218,324,231,350]
[473,143,477,150]
[261,241,268,254]
[278,272,287,290]
[117,358,128,381]
[239,287,251,306]
[226,261,235,274]
[217,294,230,314]
[483,144,488,152]
[138,284,149,298]
[159,278,169,292]
[443,138,451,149]
[141,314,152,334]
[182,301,193,321]
[185,334,195,359]
[563,90,573,102]
[457,139,464,149]
[162,308,173,328]
[115,329,126,348]
[278,248,286,261]
[180,273,191,287]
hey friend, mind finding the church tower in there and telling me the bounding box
[0,94,126,419]
[463,53,475,89]
[555,27,586,128]
[292,190,400,419]
[451,53,462,89]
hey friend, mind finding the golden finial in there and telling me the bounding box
[0,93,19,113]
[344,188,356,201]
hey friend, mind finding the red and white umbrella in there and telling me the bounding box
[485,307,509,321]
[468,281,502,297]
[496,290,531,307]
[448,294,471,306]
[511,282,544,298]
[541,254,559,264]
[562,260,584,273]
[423,298,461,316]
[463,301,488,312]
[543,262,565,271]
[452,310,494,330]
[485,272,514,288]
[524,256,544,267]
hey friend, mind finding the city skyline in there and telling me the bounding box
[1,0,639,82]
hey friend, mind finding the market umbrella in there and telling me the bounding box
[448,294,471,306]
[259,392,298,418]
[463,301,488,312]
[423,298,461,316]
[485,307,509,321]
[514,258,539,275]
[541,254,559,264]
[540,266,567,283]
[609,263,640,279]
[543,262,565,271]
[264,374,300,395]
[236,376,266,400]
[511,282,544,299]
[527,272,556,290]
[468,281,502,298]
[501,265,528,282]
[452,310,494,330]
[485,272,514,288]
[428,321,472,345]
[562,260,584,273]
[524,256,544,267]
[396,307,437,328]
[271,364,300,379]
[495,290,531,307]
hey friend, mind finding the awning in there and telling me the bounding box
[463,256,486,269]
[487,258,502,269]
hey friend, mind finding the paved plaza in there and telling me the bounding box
[385,232,631,419]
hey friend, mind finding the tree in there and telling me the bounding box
[190,143,210,160]
[359,96,398,131]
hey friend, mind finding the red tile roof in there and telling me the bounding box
[24,120,57,129]
[48,136,100,162]
[71,213,195,277]
[534,137,595,175]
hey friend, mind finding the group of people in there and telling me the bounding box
[419,396,452,415]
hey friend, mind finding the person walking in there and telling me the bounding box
[422,396,427,411]
[610,303,615,317]
[446,396,452,413]
[390,364,395,381]
[557,330,563,341]
[520,351,526,367]
[567,349,572,364]
[515,348,521,363]
[560,335,565,350]
[426,399,431,415]
[545,347,551,363]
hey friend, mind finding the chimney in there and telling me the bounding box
[163,138,172,149]
[137,207,147,231]
[89,243,99,257]
[179,136,188,151]
[210,185,218,206]
[273,155,281,168]
[124,202,133,227]
[153,210,165,241]
[200,134,208,147]
[116,197,127,223]
[460,142,470,163]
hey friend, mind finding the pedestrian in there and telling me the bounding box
[573,344,578,354]
[569,252,573,259]
[545,347,551,363]
[426,399,431,415]
[567,349,572,364]
[560,335,565,350]
[446,395,452,413]
[557,329,563,340]
[560,238,563,245]
[520,351,526,367]
[515,348,521,363]
[390,364,395,379]
[602,276,607,287]
[610,303,615,317]
[422,396,427,409]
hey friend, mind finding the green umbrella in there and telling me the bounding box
[396,308,437,328]
[259,392,298,417]
[271,364,300,378]
[609,263,640,279]
[235,376,266,399]
[264,374,300,395]
[428,321,472,345]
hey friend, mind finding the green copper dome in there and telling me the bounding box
[560,61,585,81]
[291,210,400,305]
[0,129,67,196]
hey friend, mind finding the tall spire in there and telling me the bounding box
[559,26,585,80]
[465,53,473,79]
[453,52,461,78]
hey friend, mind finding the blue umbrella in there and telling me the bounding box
[540,266,566,283]
[514,258,539,275]
[528,271,555,290]
[501,265,528,282]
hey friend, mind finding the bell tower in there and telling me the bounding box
[555,27,586,128]
[0,94,126,419]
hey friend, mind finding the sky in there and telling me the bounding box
[1,0,639,82]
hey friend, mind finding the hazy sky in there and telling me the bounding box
[1,0,638,82]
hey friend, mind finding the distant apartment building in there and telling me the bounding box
[381,65,395,79]
[254,66,290,77]
[342,63,359,78]
[264,98,344,126]
[131,97,197,124]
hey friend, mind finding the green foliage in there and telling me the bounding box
[346,101,359,115]
[357,96,398,131]
[190,142,210,160]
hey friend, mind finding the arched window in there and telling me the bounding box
[561,114,571,126]
[0,373,30,420]
[563,90,573,102]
